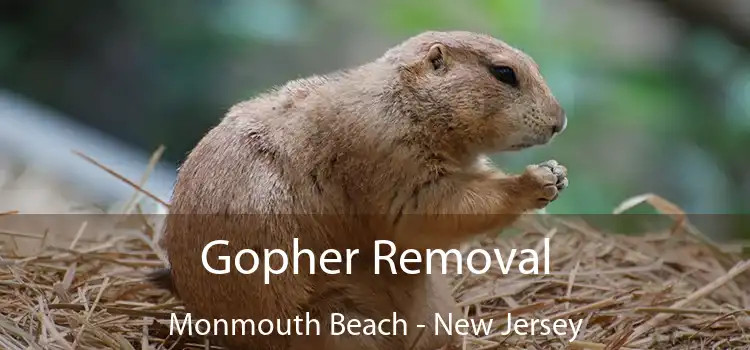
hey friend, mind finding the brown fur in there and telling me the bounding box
[152,31,568,350]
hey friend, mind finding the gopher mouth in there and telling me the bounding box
[507,143,534,150]
[507,133,556,150]
[503,128,561,151]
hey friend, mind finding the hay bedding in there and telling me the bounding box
[0,156,749,349]
[2,211,749,349]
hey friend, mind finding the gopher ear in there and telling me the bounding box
[425,43,447,70]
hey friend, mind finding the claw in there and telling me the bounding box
[542,159,558,168]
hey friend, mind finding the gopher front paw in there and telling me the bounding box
[520,160,568,209]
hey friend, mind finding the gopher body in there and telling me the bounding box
[155,31,569,350]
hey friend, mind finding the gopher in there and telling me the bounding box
[150,31,568,350]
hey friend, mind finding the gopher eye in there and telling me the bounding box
[489,65,518,87]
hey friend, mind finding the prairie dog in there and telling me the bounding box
[150,31,568,350]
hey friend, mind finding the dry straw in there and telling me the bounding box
[1,149,749,349]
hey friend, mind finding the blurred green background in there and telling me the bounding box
[0,0,748,239]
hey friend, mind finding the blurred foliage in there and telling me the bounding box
[0,0,748,238]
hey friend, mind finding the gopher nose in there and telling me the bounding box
[552,108,567,135]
